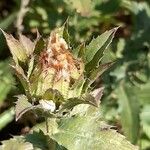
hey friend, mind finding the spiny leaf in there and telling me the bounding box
[0,29,28,63]
[15,95,32,121]
[59,98,90,112]
[85,27,118,71]
[51,105,138,150]
[26,130,67,150]
[27,56,35,78]
[81,87,103,107]
[53,78,70,100]
[0,136,33,150]
[32,120,67,149]
[55,19,70,47]
[63,19,70,46]
[68,79,85,99]
[115,83,140,144]
[33,118,58,135]
[85,28,118,63]
[90,87,104,104]
[34,30,45,55]
[60,86,102,111]
[11,64,30,97]
[72,43,85,59]
[88,61,115,85]
[25,130,50,150]
[19,34,35,56]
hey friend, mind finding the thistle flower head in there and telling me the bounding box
[39,31,83,82]
[30,31,84,99]
[1,26,116,116]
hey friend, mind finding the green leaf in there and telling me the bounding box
[33,118,58,134]
[0,12,17,30]
[63,19,70,46]
[83,62,114,93]
[65,0,93,17]
[19,34,35,56]
[88,61,115,85]
[136,81,150,105]
[26,131,67,150]
[0,136,33,150]
[42,88,64,103]
[27,56,35,78]
[72,43,85,59]
[110,64,127,82]
[0,60,14,105]
[59,98,89,112]
[143,123,150,140]
[141,105,150,139]
[34,36,45,55]
[32,122,67,150]
[1,29,28,63]
[25,130,50,150]
[89,87,104,105]
[0,107,15,131]
[51,105,138,150]
[0,133,67,150]
[141,105,150,125]
[141,138,150,150]
[122,1,150,16]
[68,79,85,99]
[11,64,30,97]
[60,86,103,111]
[0,12,17,54]
[15,95,32,121]
[85,27,118,72]
[115,83,140,144]
[54,19,70,48]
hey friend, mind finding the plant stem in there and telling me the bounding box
[16,0,30,34]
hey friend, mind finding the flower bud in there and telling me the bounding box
[30,31,84,100]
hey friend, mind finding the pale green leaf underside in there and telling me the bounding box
[1,29,27,63]
[15,95,32,121]
[0,136,33,150]
[52,106,138,150]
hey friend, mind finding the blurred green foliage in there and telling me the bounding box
[0,0,150,149]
